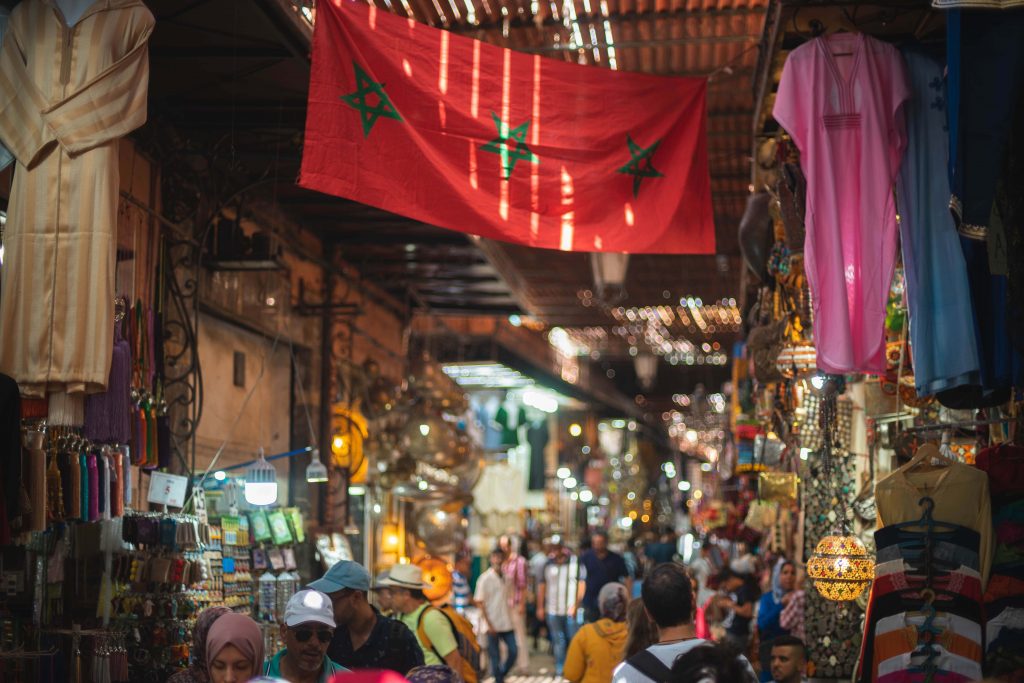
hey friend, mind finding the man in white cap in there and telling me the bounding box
[383,564,467,675]
[263,589,348,683]
[310,559,424,674]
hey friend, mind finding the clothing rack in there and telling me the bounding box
[0,647,59,659]
[900,418,1011,434]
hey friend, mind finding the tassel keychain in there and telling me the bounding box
[79,451,89,521]
[85,312,132,444]
[121,447,132,509]
[46,454,63,521]
[24,428,47,532]
[87,453,99,521]
[109,449,123,517]
[49,391,84,427]
[132,407,146,466]
[145,401,156,469]
[68,445,82,521]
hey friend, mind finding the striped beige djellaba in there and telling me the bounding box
[0,0,154,398]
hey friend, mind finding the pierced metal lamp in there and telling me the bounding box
[805,375,874,601]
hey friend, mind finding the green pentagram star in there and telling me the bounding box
[618,135,664,198]
[480,112,539,180]
[340,62,403,138]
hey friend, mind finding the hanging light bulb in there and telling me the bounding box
[381,522,401,552]
[245,447,278,506]
[306,447,329,483]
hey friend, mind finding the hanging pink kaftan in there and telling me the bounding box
[773,34,910,375]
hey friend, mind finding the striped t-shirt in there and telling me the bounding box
[544,556,581,617]
[452,571,472,612]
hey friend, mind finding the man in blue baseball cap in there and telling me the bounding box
[310,560,424,675]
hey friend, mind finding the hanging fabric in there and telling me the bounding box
[773,33,910,374]
[896,48,981,396]
[0,0,156,397]
[0,6,12,173]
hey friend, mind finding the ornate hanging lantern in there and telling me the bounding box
[807,533,874,601]
[806,375,875,602]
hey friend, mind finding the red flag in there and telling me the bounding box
[299,0,716,254]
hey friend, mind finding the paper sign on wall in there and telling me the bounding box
[147,472,189,508]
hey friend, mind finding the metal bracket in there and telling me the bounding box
[296,278,361,316]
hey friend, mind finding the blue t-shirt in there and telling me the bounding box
[580,549,628,609]
[264,650,347,682]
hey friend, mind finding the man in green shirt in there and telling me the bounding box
[384,564,466,674]
[264,589,348,683]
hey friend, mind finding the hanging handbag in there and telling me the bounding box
[754,433,787,469]
[776,138,806,253]
[759,471,799,504]
[748,317,789,384]
[852,484,877,525]
[776,343,817,379]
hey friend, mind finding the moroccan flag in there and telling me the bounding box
[299,0,715,254]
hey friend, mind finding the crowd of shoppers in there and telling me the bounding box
[169,529,804,683]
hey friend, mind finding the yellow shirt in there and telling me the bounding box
[875,462,993,588]
[564,618,627,683]
[401,603,458,666]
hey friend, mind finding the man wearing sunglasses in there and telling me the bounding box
[264,589,348,683]
[311,559,424,675]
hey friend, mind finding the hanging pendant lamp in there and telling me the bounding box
[244,447,279,506]
[807,532,874,601]
[305,448,329,483]
[805,375,874,601]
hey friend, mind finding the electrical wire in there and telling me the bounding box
[183,327,284,509]
[288,338,318,446]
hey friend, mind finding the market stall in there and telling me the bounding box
[709,2,1024,680]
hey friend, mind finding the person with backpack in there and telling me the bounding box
[309,560,424,675]
[384,564,480,683]
[613,563,755,683]
[475,549,518,683]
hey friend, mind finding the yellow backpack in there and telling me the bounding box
[416,604,483,683]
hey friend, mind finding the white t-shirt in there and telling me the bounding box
[544,557,581,616]
[612,640,756,683]
[474,568,514,633]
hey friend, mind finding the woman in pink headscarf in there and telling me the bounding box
[168,606,231,683]
[206,613,265,683]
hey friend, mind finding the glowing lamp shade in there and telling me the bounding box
[807,534,874,601]
[245,448,279,506]
[306,448,329,483]
[381,523,401,552]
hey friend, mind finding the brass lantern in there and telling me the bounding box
[807,533,874,602]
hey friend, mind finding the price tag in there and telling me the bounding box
[147,471,189,508]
